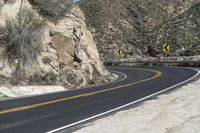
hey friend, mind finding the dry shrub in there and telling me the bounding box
[0,7,45,69]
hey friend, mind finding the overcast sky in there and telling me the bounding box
[74,0,80,2]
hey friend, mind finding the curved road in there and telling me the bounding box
[0,66,199,133]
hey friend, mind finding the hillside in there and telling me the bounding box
[144,2,200,56]
[79,0,200,59]
[0,0,113,87]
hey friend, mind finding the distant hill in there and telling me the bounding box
[144,2,200,56]
[79,0,200,59]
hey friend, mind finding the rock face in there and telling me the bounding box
[79,0,200,60]
[0,0,109,87]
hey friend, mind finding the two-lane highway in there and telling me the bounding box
[0,66,199,133]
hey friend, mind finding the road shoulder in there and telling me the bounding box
[74,79,200,133]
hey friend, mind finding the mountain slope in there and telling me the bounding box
[79,0,200,59]
[145,2,200,56]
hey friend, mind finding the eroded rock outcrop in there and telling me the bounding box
[0,0,110,88]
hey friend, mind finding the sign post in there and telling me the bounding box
[163,43,171,62]
[116,49,124,62]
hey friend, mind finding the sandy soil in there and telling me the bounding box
[74,79,200,133]
[0,86,67,100]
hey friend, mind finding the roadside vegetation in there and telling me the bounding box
[0,0,75,70]
[0,0,75,85]
[0,7,44,71]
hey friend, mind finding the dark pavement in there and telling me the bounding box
[0,66,199,133]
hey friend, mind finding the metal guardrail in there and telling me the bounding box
[104,61,200,67]
[103,56,200,63]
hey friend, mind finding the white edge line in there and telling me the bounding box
[86,70,127,88]
[47,68,200,133]
[108,70,127,83]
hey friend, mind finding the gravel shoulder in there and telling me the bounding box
[0,86,67,100]
[74,79,200,133]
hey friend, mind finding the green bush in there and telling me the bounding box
[0,7,44,69]
[28,0,75,22]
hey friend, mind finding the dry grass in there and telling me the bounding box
[0,7,44,69]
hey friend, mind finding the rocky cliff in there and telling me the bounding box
[79,0,200,59]
[0,0,111,87]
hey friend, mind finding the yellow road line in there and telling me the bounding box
[0,67,161,116]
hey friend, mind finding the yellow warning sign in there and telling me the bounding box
[163,43,170,52]
[116,49,124,55]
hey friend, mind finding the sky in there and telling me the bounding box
[74,0,81,2]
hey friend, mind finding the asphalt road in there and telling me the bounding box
[0,66,199,133]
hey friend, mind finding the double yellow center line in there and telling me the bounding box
[0,67,161,116]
